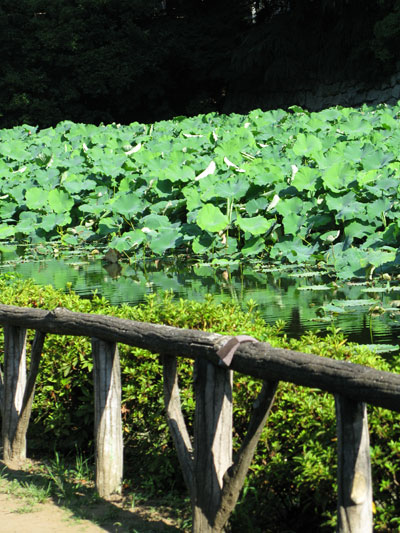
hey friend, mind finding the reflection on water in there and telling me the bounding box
[2,253,400,350]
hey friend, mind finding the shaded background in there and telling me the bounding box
[1,0,400,128]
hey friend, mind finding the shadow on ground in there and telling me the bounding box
[0,458,186,533]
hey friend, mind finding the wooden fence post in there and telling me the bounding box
[2,326,27,465]
[92,338,123,499]
[335,395,373,533]
[192,358,233,533]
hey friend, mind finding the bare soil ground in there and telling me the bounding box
[0,460,185,533]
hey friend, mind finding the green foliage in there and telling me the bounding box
[226,0,395,114]
[0,276,399,530]
[3,104,400,281]
[0,0,245,128]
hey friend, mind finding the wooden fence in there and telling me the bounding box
[0,304,399,532]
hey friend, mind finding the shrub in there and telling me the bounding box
[0,274,399,531]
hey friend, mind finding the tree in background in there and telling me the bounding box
[0,0,399,128]
[0,0,247,128]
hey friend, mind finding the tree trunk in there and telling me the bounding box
[92,338,123,498]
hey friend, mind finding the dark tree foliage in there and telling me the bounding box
[0,0,247,128]
[0,0,399,128]
[224,0,400,113]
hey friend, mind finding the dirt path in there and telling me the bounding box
[0,460,184,533]
[0,492,107,533]
[0,490,183,533]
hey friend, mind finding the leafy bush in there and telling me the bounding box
[0,274,399,531]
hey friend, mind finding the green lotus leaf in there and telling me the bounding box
[0,201,17,219]
[292,166,319,192]
[0,140,29,161]
[292,133,323,157]
[149,229,182,255]
[270,238,317,263]
[109,230,146,251]
[325,192,365,221]
[25,188,48,210]
[361,148,394,171]
[236,215,273,236]
[110,193,142,217]
[48,189,74,214]
[97,217,121,236]
[331,299,376,307]
[245,197,269,215]
[213,178,249,201]
[41,213,69,232]
[0,224,15,239]
[342,141,364,164]
[241,236,265,256]
[192,232,215,254]
[340,114,373,136]
[14,212,39,235]
[141,214,172,230]
[275,197,305,217]
[322,162,355,192]
[183,187,203,212]
[344,221,374,240]
[62,176,97,194]
[196,204,228,233]
[282,212,306,236]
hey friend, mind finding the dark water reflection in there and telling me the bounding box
[2,253,400,352]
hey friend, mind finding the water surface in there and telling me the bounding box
[2,250,400,352]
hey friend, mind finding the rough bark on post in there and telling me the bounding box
[335,395,373,533]
[213,380,278,531]
[192,358,233,533]
[1,305,400,412]
[10,330,46,465]
[92,338,123,499]
[162,351,278,533]
[2,326,28,464]
[162,354,194,494]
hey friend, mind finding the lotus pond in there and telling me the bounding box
[1,246,400,355]
[2,103,400,281]
[3,102,400,352]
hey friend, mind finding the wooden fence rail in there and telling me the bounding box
[0,304,399,532]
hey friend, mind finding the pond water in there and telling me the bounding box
[2,248,400,354]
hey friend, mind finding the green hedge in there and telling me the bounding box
[0,274,399,531]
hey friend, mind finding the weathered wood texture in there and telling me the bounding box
[163,352,278,533]
[162,354,194,492]
[0,305,399,411]
[92,338,123,498]
[192,358,233,533]
[2,326,28,464]
[0,329,45,465]
[9,330,46,466]
[336,396,373,533]
[213,379,278,531]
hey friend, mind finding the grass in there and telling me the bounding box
[0,449,190,532]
